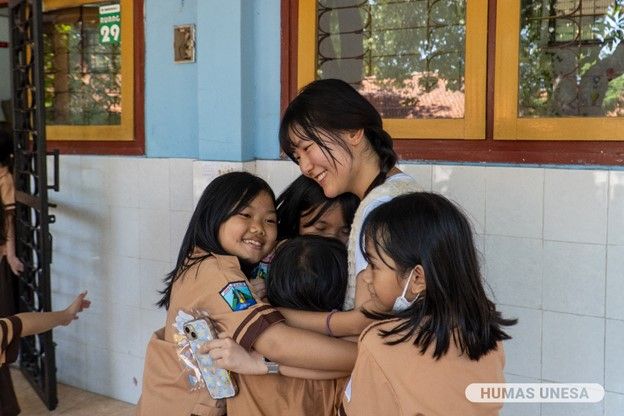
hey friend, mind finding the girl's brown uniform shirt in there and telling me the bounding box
[341,320,505,416]
[0,166,16,258]
[138,253,345,416]
[137,253,285,416]
[1,316,22,416]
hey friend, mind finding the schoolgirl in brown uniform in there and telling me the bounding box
[137,172,356,416]
[0,130,25,317]
[341,192,516,416]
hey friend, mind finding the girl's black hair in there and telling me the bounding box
[267,235,348,312]
[276,175,359,240]
[158,171,276,309]
[360,192,517,360]
[279,79,398,197]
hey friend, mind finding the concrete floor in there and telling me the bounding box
[10,367,135,416]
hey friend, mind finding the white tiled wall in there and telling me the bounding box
[48,157,623,415]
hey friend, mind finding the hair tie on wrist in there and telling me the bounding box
[326,309,338,337]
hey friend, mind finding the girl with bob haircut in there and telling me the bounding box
[276,78,421,338]
[276,175,358,245]
[341,192,516,415]
[138,172,355,416]
[267,235,348,312]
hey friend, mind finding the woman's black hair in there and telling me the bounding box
[276,175,359,240]
[267,235,348,312]
[158,171,276,309]
[360,192,517,361]
[279,79,397,197]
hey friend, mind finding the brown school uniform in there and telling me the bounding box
[0,316,23,416]
[0,165,17,317]
[138,251,346,416]
[340,320,505,416]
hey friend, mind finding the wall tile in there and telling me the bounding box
[55,338,87,388]
[79,294,113,350]
[139,259,171,311]
[106,157,140,208]
[67,202,111,258]
[540,401,604,416]
[433,165,486,233]
[170,210,193,263]
[501,374,541,416]
[605,392,624,416]
[169,159,195,211]
[544,169,608,244]
[542,241,605,317]
[80,156,111,205]
[542,312,604,384]
[607,245,624,320]
[484,235,542,309]
[56,155,82,204]
[608,171,624,245]
[108,207,140,259]
[139,208,171,261]
[85,346,143,404]
[255,160,300,196]
[605,319,624,394]
[499,306,542,379]
[108,256,141,308]
[107,305,143,356]
[485,167,544,238]
[399,163,432,191]
[138,158,170,210]
[138,307,167,359]
[192,161,244,204]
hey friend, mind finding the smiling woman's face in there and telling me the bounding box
[289,128,354,198]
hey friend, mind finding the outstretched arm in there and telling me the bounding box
[278,274,374,337]
[17,292,90,337]
[204,335,351,379]
[253,322,357,371]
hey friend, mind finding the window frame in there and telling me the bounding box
[1,0,144,155]
[282,0,624,165]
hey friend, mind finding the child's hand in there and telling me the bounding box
[61,291,91,326]
[8,255,24,275]
[201,334,267,375]
[354,270,373,309]
[249,278,267,300]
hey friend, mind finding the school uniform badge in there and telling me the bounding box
[220,281,257,311]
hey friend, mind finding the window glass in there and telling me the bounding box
[43,2,122,125]
[316,0,467,119]
[518,0,624,117]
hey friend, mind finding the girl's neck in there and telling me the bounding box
[352,153,382,199]
[353,163,400,199]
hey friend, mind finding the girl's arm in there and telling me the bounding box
[253,322,357,371]
[17,292,90,336]
[278,274,374,337]
[204,335,351,379]
[277,308,370,337]
[5,212,24,275]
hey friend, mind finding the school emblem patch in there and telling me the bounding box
[220,281,257,311]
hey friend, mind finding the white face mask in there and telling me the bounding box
[392,269,418,313]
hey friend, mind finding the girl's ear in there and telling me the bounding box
[409,265,426,296]
[346,129,365,146]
